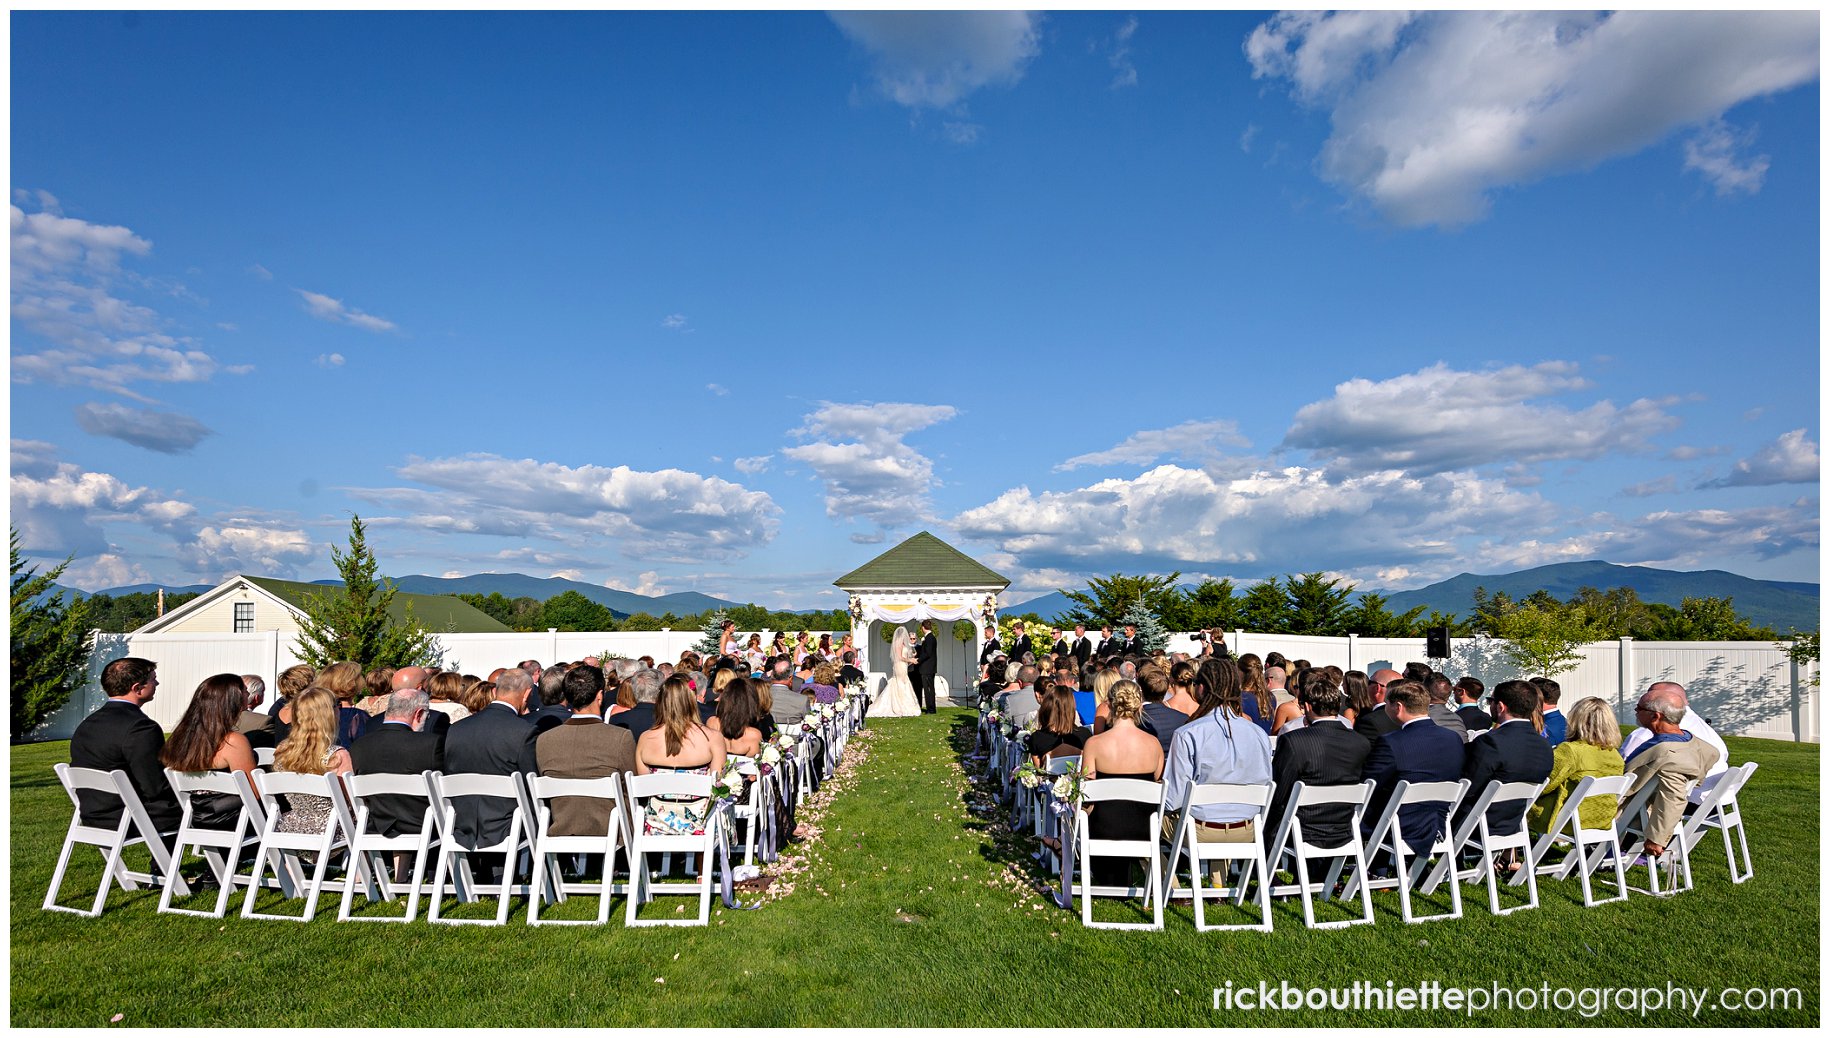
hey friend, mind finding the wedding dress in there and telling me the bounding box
[876,630,922,718]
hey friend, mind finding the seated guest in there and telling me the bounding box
[1457,680,1553,839]
[1341,669,1372,728]
[763,666,809,730]
[460,679,497,716]
[442,670,537,850]
[1623,685,1721,858]
[234,674,277,744]
[1080,667,1114,730]
[1361,680,1465,851]
[1531,677,1567,747]
[426,670,472,723]
[1164,660,1201,717]
[1162,658,1272,848]
[70,657,183,839]
[1529,696,1624,834]
[271,688,355,835]
[802,661,843,705]
[1353,668,1403,743]
[534,665,637,837]
[1618,681,1729,780]
[1237,656,1276,736]
[605,670,635,719]
[750,682,780,740]
[996,664,1042,729]
[707,677,766,758]
[348,688,446,870]
[159,674,259,831]
[1028,689,1091,764]
[1080,680,1165,885]
[1454,676,1493,733]
[1266,675,1370,847]
[634,675,728,837]
[1426,675,1470,742]
[359,668,394,717]
[266,663,317,746]
[611,668,664,741]
[526,674,574,736]
[1267,665,1305,734]
[978,659,1009,703]
[837,650,865,689]
[1136,663,1188,755]
[314,661,372,749]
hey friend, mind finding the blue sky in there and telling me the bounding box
[9,10,1821,609]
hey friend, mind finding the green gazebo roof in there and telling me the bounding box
[833,531,1010,591]
[247,576,512,634]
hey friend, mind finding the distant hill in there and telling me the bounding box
[386,572,740,619]
[86,582,216,598]
[1004,589,1083,623]
[1383,560,1819,633]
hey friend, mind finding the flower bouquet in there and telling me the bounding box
[711,760,750,805]
[1047,760,1089,817]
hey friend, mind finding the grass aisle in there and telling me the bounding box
[10,711,1820,1026]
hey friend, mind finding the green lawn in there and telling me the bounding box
[11,711,1819,1026]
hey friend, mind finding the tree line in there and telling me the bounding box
[456,589,850,635]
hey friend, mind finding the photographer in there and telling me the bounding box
[1190,628,1233,661]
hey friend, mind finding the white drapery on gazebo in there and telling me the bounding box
[834,531,1010,703]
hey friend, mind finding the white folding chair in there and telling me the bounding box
[1420,780,1545,916]
[1063,778,1165,931]
[725,757,771,868]
[241,769,366,922]
[1163,782,1274,932]
[426,771,534,926]
[1266,780,1377,930]
[624,771,724,927]
[1347,779,1470,923]
[44,765,188,916]
[1616,771,1706,897]
[1519,773,1632,907]
[159,769,268,918]
[338,771,441,923]
[526,773,628,926]
[1689,761,1757,883]
[254,747,276,768]
[1031,755,1082,874]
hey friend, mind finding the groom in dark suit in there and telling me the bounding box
[915,619,939,713]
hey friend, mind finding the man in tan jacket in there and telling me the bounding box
[1623,686,1721,857]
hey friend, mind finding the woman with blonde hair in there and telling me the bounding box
[460,679,496,715]
[1529,696,1625,834]
[313,661,370,747]
[1088,666,1120,733]
[1078,679,1165,885]
[271,687,353,834]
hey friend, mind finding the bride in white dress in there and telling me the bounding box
[875,626,922,718]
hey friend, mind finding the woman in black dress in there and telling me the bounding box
[1028,688,1091,765]
[1077,679,1164,887]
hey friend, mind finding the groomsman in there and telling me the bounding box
[1050,628,1070,659]
[978,625,1002,665]
[1098,625,1126,658]
[1071,624,1093,669]
[1008,621,1034,662]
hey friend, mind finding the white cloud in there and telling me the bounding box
[1239,123,1260,153]
[1622,475,1678,498]
[782,401,957,530]
[176,523,317,580]
[941,121,983,145]
[706,382,729,396]
[954,462,1553,586]
[1246,11,1819,226]
[1703,429,1820,487]
[830,10,1041,110]
[663,313,689,330]
[11,200,249,396]
[249,263,273,281]
[73,402,213,454]
[295,289,397,333]
[1683,119,1771,195]
[61,553,153,591]
[1107,16,1139,89]
[1055,419,1249,472]
[316,352,345,368]
[347,453,781,564]
[606,570,669,597]
[1475,500,1819,571]
[1282,362,1678,476]
[733,455,772,475]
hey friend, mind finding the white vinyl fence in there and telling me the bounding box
[34,627,1819,744]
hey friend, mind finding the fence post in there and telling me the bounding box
[1346,633,1359,673]
[1791,652,1804,743]
[269,629,281,681]
[1618,637,1634,723]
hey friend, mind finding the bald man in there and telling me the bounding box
[1620,681,1729,782]
[1353,668,1404,742]
[1624,685,1722,856]
[386,666,446,737]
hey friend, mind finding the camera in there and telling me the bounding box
[1189,631,1206,642]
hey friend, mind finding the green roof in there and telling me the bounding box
[247,576,512,634]
[833,531,1009,590]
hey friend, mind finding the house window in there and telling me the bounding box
[234,602,254,633]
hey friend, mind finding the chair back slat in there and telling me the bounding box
[1184,781,1271,809]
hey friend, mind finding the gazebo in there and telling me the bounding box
[834,531,1010,705]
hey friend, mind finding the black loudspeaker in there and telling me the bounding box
[1426,625,1450,659]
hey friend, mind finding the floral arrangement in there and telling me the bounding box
[712,758,759,804]
[1011,759,1046,789]
[1047,760,1089,816]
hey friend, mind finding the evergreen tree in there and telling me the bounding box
[1118,599,1169,654]
[1343,591,1429,637]
[1238,577,1289,633]
[294,515,440,669]
[10,529,93,740]
[1164,578,1239,632]
[694,608,732,655]
[1284,571,1355,635]
[1059,572,1182,628]
[539,590,619,632]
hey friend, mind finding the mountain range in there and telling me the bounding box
[1006,560,1819,633]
